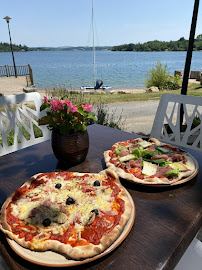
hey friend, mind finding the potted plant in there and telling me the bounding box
[39,96,96,166]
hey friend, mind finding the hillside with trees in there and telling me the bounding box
[0,42,29,52]
[112,35,202,52]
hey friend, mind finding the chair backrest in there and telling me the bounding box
[0,92,51,156]
[150,93,202,151]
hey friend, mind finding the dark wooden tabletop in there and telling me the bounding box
[0,124,201,270]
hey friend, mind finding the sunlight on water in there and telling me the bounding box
[0,51,202,89]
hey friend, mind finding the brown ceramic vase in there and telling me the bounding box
[51,130,89,166]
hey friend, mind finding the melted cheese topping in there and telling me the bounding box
[138,140,152,148]
[10,173,117,240]
[142,161,157,176]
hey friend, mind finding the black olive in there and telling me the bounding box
[42,218,51,227]
[173,159,180,162]
[66,197,75,205]
[55,183,62,189]
[93,180,100,186]
[91,209,99,216]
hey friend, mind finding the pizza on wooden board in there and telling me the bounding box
[0,169,132,260]
[104,137,197,185]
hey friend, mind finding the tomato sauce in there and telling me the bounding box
[57,171,74,180]
[12,185,28,201]
[127,168,144,179]
[81,210,123,245]
[118,141,129,147]
[30,178,47,189]
[6,171,125,246]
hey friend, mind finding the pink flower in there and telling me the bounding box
[57,103,63,111]
[57,100,66,111]
[60,100,66,106]
[68,103,78,113]
[43,96,48,103]
[65,100,72,106]
[50,99,59,111]
[82,103,93,112]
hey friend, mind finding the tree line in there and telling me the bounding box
[112,35,202,52]
[0,42,29,52]
[1,34,202,52]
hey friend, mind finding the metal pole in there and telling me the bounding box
[181,0,199,95]
[7,21,17,78]
[92,0,96,87]
[180,0,199,130]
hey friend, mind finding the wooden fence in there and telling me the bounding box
[0,65,34,85]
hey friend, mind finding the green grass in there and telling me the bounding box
[0,124,43,147]
[76,83,202,105]
[44,83,202,105]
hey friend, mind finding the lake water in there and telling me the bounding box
[0,50,202,89]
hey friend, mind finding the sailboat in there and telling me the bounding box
[80,0,111,91]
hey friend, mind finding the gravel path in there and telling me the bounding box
[107,100,160,135]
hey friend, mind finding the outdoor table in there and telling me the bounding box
[0,124,201,270]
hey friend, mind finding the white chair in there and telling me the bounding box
[150,93,202,151]
[151,93,202,268]
[0,92,51,156]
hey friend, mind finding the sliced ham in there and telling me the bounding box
[156,166,171,177]
[126,158,142,169]
[152,154,169,160]
[147,144,156,152]
[43,186,56,192]
[119,149,130,157]
[101,210,118,216]
[169,154,184,162]
[129,144,139,151]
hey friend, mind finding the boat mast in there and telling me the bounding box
[92,0,96,87]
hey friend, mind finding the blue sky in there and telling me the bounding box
[1,0,202,47]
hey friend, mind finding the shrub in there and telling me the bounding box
[165,75,181,90]
[95,102,125,130]
[145,62,180,90]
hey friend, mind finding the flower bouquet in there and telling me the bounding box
[39,96,96,166]
[39,97,96,134]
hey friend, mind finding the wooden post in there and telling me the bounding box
[7,65,10,77]
[5,65,8,77]
[28,64,34,86]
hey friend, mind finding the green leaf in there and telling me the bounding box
[145,158,171,167]
[116,145,127,155]
[38,115,53,125]
[117,145,126,151]
[87,112,96,120]
[131,148,141,158]
[40,103,50,111]
[166,168,179,177]
[132,147,150,158]
[59,124,71,135]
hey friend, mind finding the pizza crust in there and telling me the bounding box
[0,169,132,260]
[104,138,198,186]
